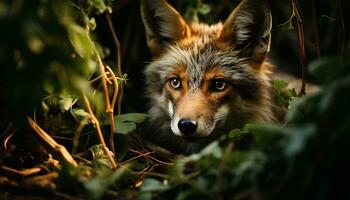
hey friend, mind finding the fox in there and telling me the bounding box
[141,0,279,154]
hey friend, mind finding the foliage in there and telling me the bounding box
[138,51,350,199]
[0,0,349,200]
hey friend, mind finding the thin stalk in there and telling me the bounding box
[106,66,119,155]
[83,95,117,168]
[27,117,78,167]
[105,13,124,116]
[291,0,306,95]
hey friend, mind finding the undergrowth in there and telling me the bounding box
[0,0,349,200]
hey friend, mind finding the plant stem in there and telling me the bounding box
[83,95,117,169]
[291,0,306,95]
[27,117,78,167]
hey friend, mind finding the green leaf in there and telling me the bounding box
[114,121,137,135]
[198,4,211,15]
[68,24,95,58]
[116,113,149,123]
[59,97,77,112]
[228,129,243,138]
[71,108,90,125]
[84,167,127,200]
[140,178,169,192]
[308,56,346,84]
[274,80,288,91]
[88,0,112,14]
[283,123,316,156]
[90,144,114,168]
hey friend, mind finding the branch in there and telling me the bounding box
[105,66,119,154]
[83,95,118,169]
[291,0,306,95]
[27,117,78,167]
[105,12,124,115]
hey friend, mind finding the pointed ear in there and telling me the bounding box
[219,0,272,62]
[140,0,190,56]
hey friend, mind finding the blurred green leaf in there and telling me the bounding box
[114,121,137,135]
[140,178,169,192]
[68,24,95,58]
[116,113,149,123]
[84,167,127,200]
[87,0,112,14]
[71,108,90,125]
[308,56,346,84]
[59,96,77,112]
[197,4,211,15]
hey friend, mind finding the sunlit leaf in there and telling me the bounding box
[68,24,95,58]
[88,0,112,14]
[71,108,90,125]
[59,97,77,112]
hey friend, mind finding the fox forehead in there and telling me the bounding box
[148,33,255,90]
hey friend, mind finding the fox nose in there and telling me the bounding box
[178,119,197,136]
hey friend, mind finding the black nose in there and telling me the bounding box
[178,119,197,136]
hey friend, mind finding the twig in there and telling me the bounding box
[27,117,78,167]
[105,66,119,154]
[3,131,14,149]
[290,0,306,95]
[83,95,118,168]
[95,52,112,112]
[121,152,153,165]
[129,149,174,166]
[105,12,124,116]
[1,165,41,176]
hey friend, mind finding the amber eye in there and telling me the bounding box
[169,77,181,89]
[212,79,227,92]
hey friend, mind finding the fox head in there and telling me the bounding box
[141,0,276,141]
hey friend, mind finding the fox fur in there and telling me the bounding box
[141,0,278,154]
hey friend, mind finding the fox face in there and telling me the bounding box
[141,0,276,153]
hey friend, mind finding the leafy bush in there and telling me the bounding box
[0,0,349,200]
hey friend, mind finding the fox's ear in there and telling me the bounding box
[219,0,272,62]
[141,0,190,56]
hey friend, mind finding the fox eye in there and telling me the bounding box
[212,79,228,92]
[169,77,181,89]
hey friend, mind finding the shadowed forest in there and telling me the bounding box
[0,0,350,199]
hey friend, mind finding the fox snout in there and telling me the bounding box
[168,90,229,138]
[177,119,197,136]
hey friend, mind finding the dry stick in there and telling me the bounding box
[121,152,153,165]
[106,66,119,154]
[88,72,112,84]
[27,117,78,167]
[129,149,173,166]
[1,165,41,176]
[83,95,118,169]
[96,52,112,112]
[95,51,117,156]
[291,0,306,95]
[105,13,124,116]
[105,13,124,157]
